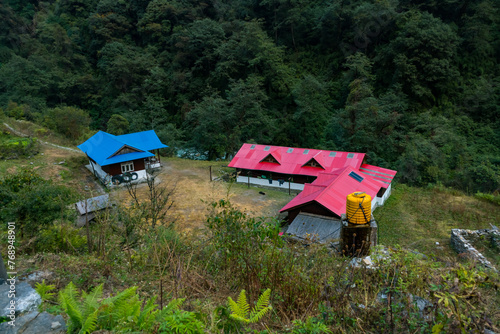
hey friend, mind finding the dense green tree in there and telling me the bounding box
[290,75,330,148]
[44,106,91,141]
[378,10,460,104]
[0,0,498,193]
[106,114,129,135]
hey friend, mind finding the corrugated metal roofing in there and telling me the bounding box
[116,130,168,151]
[75,194,110,215]
[228,144,365,177]
[286,213,342,244]
[359,164,397,185]
[77,130,167,166]
[280,166,387,217]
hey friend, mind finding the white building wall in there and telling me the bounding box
[236,175,305,191]
[371,184,392,211]
[85,161,151,187]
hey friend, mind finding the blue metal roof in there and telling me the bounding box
[77,130,167,166]
[117,130,168,151]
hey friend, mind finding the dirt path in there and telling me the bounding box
[3,122,81,153]
[2,122,105,194]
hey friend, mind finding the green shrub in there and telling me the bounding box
[58,282,205,334]
[291,317,332,334]
[0,132,39,159]
[0,169,75,244]
[474,192,500,206]
[37,224,87,253]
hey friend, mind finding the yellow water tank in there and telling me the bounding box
[346,192,372,225]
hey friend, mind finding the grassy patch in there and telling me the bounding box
[376,184,500,256]
[3,118,77,147]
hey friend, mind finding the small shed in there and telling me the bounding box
[286,213,342,244]
[75,194,111,227]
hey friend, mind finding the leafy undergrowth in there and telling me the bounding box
[0,129,40,159]
[9,199,500,333]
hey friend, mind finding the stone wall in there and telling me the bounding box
[450,228,499,271]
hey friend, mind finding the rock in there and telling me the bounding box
[362,257,373,266]
[412,295,432,312]
[24,271,53,284]
[0,310,38,333]
[0,311,66,334]
[0,281,41,317]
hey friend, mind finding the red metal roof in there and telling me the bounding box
[359,164,397,185]
[280,166,388,217]
[228,144,366,177]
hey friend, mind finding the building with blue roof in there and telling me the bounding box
[78,130,167,185]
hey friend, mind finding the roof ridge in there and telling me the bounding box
[314,166,357,201]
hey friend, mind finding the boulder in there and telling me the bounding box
[0,311,66,334]
[0,282,41,317]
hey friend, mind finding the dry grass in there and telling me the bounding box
[111,157,292,235]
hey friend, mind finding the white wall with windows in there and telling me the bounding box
[121,161,134,173]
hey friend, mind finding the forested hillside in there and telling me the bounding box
[1,0,499,192]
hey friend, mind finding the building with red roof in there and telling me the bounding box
[228,143,366,184]
[280,166,393,222]
[229,143,397,222]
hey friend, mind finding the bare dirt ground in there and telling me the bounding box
[111,158,292,235]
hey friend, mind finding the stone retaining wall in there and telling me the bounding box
[450,228,499,271]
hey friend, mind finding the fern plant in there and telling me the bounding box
[35,279,56,301]
[291,317,332,334]
[228,289,272,324]
[58,281,206,334]
[58,282,101,334]
[157,298,205,334]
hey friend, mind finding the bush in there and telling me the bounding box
[0,169,75,245]
[44,106,91,141]
[474,192,500,206]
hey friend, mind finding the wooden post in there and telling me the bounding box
[160,279,163,310]
[209,166,212,182]
[85,198,92,253]
[288,177,291,195]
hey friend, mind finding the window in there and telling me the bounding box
[303,158,324,169]
[250,144,256,149]
[121,161,134,173]
[287,148,294,153]
[329,152,337,157]
[261,154,279,164]
[348,171,364,182]
[303,149,309,154]
[347,153,355,158]
[264,146,271,151]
